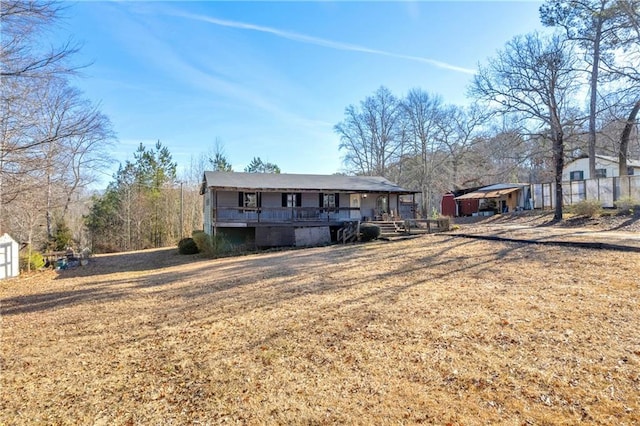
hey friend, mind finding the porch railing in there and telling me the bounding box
[214,207,360,223]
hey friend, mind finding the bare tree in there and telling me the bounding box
[399,89,444,213]
[1,0,79,228]
[178,159,204,237]
[0,1,80,79]
[541,0,640,176]
[335,86,404,176]
[471,32,581,220]
[436,103,489,189]
[29,78,114,240]
[9,175,46,269]
[0,0,114,247]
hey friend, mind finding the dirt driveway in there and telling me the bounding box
[451,212,640,251]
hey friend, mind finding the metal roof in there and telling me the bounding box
[454,183,526,200]
[202,171,416,194]
[478,183,527,191]
[455,187,520,200]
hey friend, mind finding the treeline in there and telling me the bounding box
[336,0,640,219]
[1,1,114,252]
[85,142,183,252]
[84,141,282,253]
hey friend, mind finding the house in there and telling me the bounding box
[446,184,531,217]
[561,155,640,206]
[200,172,418,248]
[563,155,640,181]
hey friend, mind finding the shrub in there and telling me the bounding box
[614,197,640,215]
[192,231,230,257]
[570,199,602,218]
[360,223,381,241]
[212,235,231,255]
[192,231,212,254]
[20,251,45,272]
[178,237,199,255]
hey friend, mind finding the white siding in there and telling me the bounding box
[563,157,627,181]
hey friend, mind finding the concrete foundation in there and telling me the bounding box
[294,226,331,247]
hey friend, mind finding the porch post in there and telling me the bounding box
[412,193,416,219]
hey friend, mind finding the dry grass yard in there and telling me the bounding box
[1,235,639,425]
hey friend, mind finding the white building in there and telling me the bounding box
[0,233,19,280]
[562,155,640,181]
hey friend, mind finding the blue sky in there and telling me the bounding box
[59,1,545,185]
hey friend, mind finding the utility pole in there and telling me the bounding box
[180,181,184,239]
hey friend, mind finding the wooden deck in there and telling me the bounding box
[369,219,451,237]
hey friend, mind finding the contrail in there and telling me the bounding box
[176,12,476,75]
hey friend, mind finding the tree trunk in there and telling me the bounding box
[619,99,640,177]
[452,158,459,190]
[0,138,3,235]
[46,173,53,241]
[553,130,564,221]
[588,20,603,178]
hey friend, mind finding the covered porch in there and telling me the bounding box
[208,189,416,226]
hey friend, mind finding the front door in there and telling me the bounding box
[376,195,388,216]
[350,194,360,219]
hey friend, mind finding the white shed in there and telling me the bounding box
[0,233,19,280]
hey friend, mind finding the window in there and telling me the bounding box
[282,193,301,207]
[323,193,336,209]
[569,170,584,181]
[239,192,257,208]
[627,167,635,176]
[287,193,296,207]
[594,168,607,179]
[319,193,339,210]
